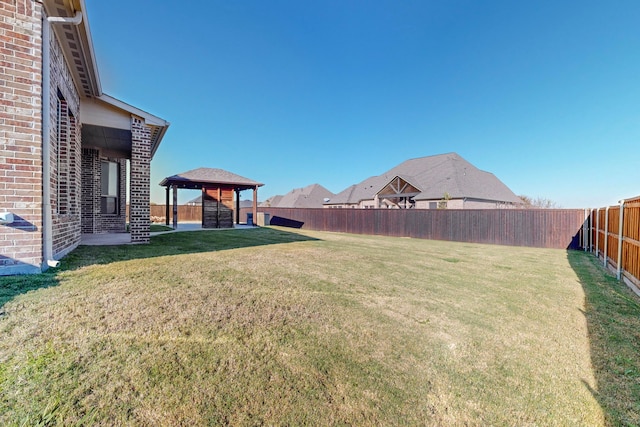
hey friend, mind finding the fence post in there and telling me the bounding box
[617,199,625,280]
[583,209,588,251]
[589,209,598,252]
[595,208,600,254]
[582,209,591,252]
[604,207,609,268]
[591,208,600,258]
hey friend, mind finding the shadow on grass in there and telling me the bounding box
[0,227,319,314]
[567,250,640,426]
[66,226,319,270]
[0,271,59,315]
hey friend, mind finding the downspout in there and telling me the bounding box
[41,10,83,270]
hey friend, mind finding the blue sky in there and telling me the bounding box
[87,0,640,207]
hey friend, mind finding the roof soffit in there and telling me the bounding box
[45,0,101,97]
[81,124,132,156]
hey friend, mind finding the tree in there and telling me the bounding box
[438,192,451,209]
[518,195,559,209]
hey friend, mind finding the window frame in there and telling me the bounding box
[100,160,119,215]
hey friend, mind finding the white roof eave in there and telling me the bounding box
[97,94,169,128]
[78,0,102,96]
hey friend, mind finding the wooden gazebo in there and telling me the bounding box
[159,168,263,229]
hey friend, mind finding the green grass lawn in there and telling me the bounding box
[1,227,639,426]
[149,224,174,232]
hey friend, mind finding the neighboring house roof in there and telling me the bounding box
[267,184,335,208]
[328,184,359,205]
[160,168,264,190]
[186,196,202,205]
[45,0,169,158]
[261,195,283,207]
[327,153,522,205]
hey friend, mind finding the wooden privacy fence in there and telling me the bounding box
[240,207,587,249]
[149,205,202,222]
[589,196,640,290]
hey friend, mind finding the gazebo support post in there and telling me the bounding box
[165,186,170,226]
[217,187,222,228]
[201,187,205,229]
[253,188,258,226]
[172,185,178,229]
[235,189,241,225]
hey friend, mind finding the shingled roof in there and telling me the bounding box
[160,168,263,190]
[327,153,522,205]
[261,195,283,207]
[265,184,334,208]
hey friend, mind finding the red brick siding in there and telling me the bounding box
[0,0,43,274]
[80,147,99,233]
[129,116,151,243]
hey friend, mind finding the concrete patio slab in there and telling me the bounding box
[80,233,131,246]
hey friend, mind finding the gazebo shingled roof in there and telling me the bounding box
[160,167,264,190]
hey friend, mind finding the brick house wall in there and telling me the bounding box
[129,116,151,243]
[48,21,81,259]
[80,147,99,233]
[0,0,44,274]
[80,149,127,234]
[1,0,85,274]
[1,1,163,275]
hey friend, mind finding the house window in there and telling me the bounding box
[101,161,119,214]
